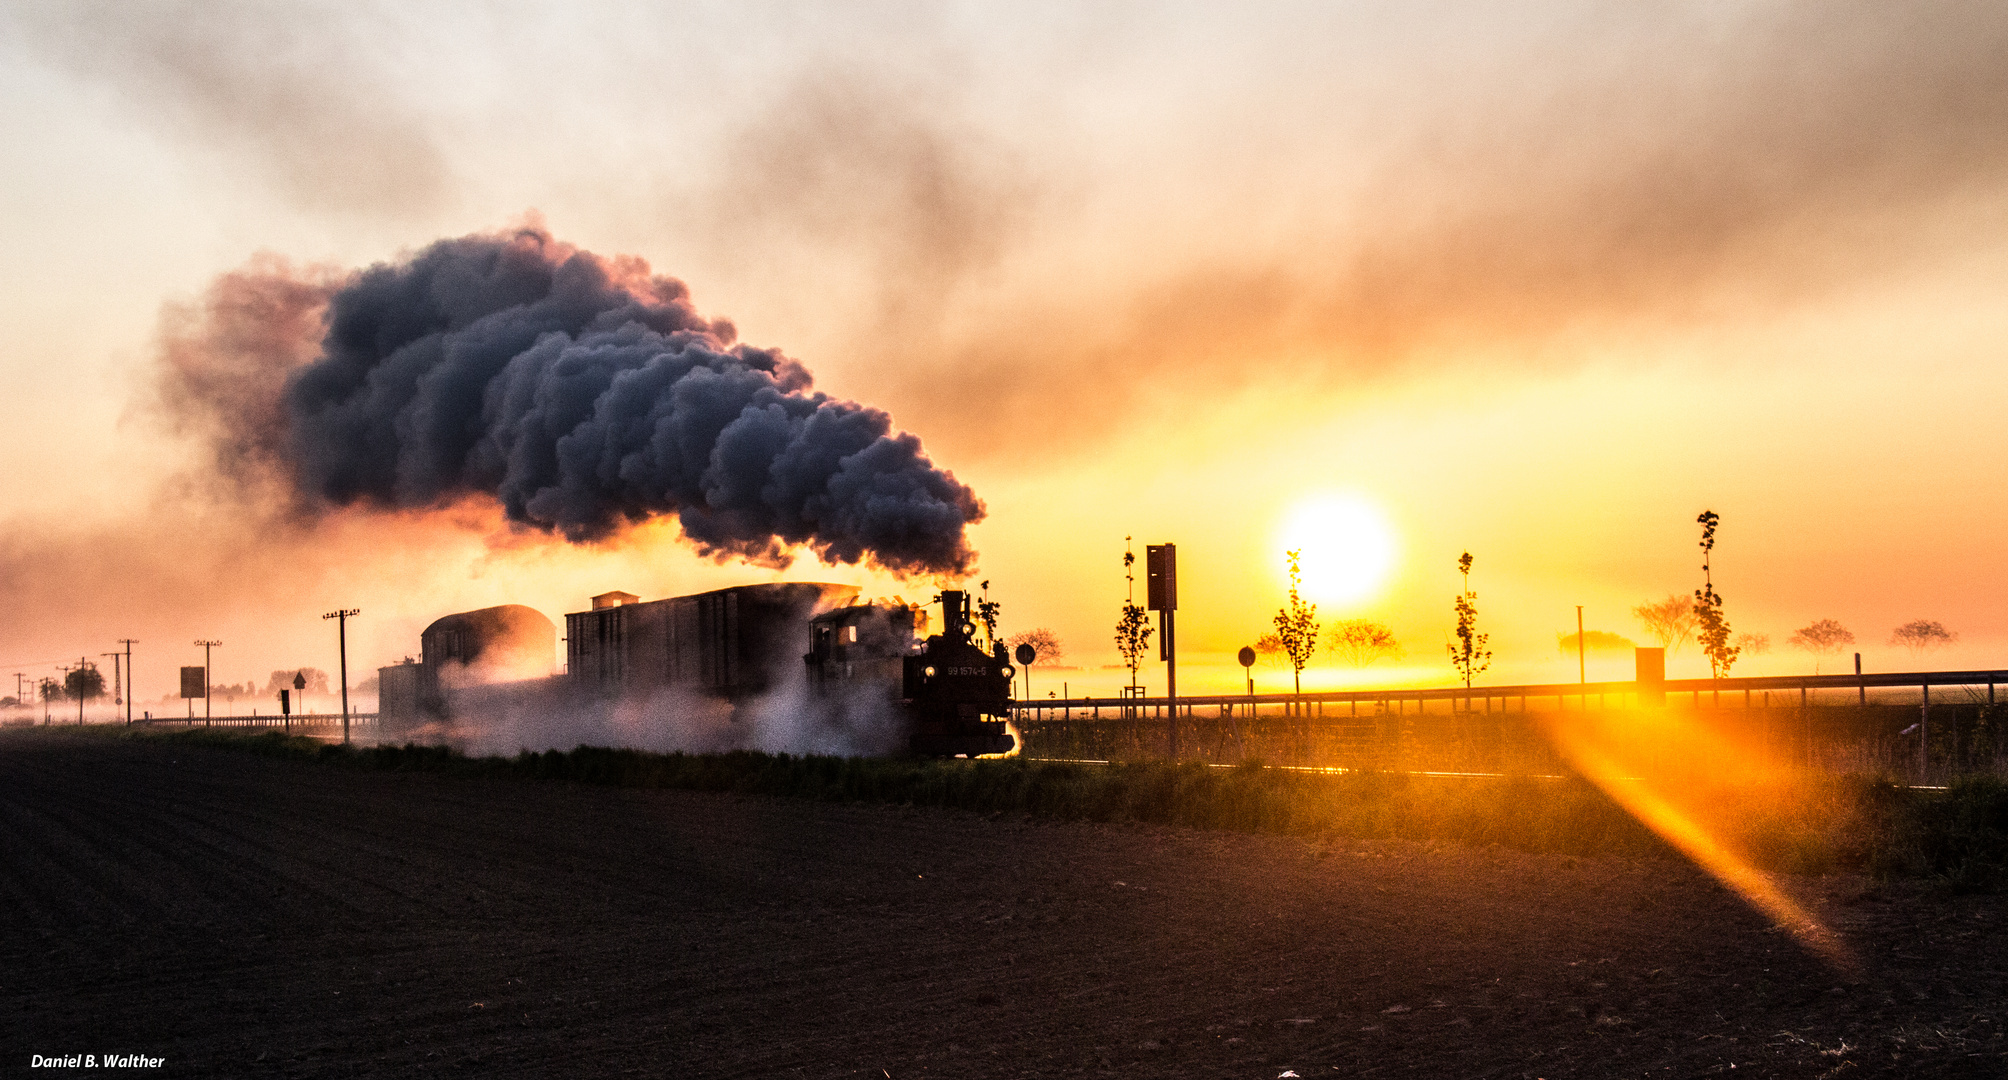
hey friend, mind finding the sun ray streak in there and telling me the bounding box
[1543,708,1857,975]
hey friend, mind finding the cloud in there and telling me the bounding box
[665,66,1038,340]
[25,2,2008,465]
[14,0,456,217]
[716,2,2008,459]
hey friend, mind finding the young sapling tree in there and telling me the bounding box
[1273,549,1321,698]
[976,579,1003,647]
[1692,511,1740,679]
[1113,538,1153,694]
[1447,552,1491,689]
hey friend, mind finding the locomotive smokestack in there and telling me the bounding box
[939,590,968,643]
[182,225,984,576]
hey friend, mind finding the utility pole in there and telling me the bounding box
[119,640,136,725]
[12,673,24,717]
[102,652,121,725]
[194,640,221,726]
[1576,606,1586,685]
[324,609,359,745]
[75,657,87,725]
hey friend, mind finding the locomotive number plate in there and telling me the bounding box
[944,666,989,676]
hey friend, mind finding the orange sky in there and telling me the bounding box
[4,2,2007,706]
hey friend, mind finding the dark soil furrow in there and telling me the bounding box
[4,728,2006,1077]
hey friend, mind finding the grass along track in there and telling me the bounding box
[87,724,2008,884]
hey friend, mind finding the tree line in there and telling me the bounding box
[997,509,1964,705]
[1243,509,1965,693]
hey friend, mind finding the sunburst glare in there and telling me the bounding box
[1276,494,1398,607]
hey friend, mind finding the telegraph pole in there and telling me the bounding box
[324,609,359,745]
[75,657,87,724]
[194,640,221,726]
[101,652,121,725]
[119,640,136,725]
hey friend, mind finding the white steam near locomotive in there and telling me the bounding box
[378,584,1018,758]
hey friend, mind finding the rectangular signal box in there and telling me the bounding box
[1146,543,1177,611]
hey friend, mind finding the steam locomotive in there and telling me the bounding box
[804,588,1017,758]
[381,583,1018,757]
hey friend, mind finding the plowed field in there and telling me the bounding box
[2,728,2002,1077]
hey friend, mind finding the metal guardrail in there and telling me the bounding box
[1012,669,2008,718]
[138,712,379,727]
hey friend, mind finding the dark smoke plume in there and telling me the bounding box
[190,227,983,576]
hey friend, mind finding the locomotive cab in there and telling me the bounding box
[805,600,920,693]
[902,590,1017,757]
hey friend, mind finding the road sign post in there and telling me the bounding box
[1014,642,1037,708]
[179,665,207,723]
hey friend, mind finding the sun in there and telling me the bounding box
[1276,495,1398,607]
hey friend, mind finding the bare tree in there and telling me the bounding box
[1273,550,1320,697]
[262,669,330,696]
[1788,619,1855,674]
[1252,632,1291,669]
[1734,632,1771,657]
[1006,628,1064,663]
[1328,619,1403,668]
[1889,619,1956,660]
[1631,594,1696,654]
